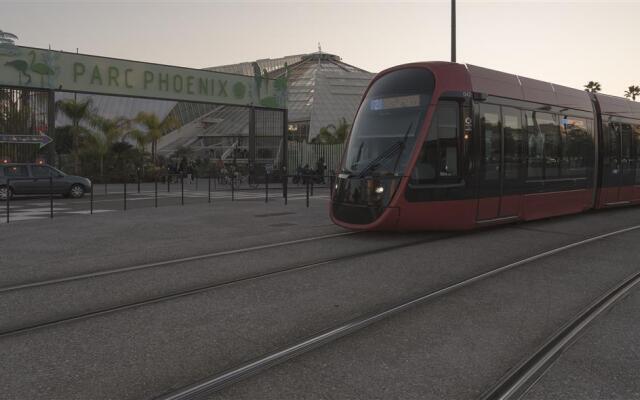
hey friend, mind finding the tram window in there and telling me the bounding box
[620,123,633,169]
[410,101,459,183]
[561,116,590,177]
[413,121,438,181]
[634,124,640,184]
[480,104,501,182]
[502,107,524,180]
[609,121,621,173]
[437,102,459,177]
[537,113,560,178]
[525,111,543,179]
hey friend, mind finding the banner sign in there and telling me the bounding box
[0,46,286,109]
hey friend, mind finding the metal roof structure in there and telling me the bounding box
[208,51,375,138]
[155,51,374,158]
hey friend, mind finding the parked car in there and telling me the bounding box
[0,163,92,200]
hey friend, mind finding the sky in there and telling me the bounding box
[2,0,639,98]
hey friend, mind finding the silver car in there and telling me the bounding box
[0,163,92,200]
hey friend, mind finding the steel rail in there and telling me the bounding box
[0,230,359,294]
[479,270,640,400]
[155,224,640,400]
[0,234,452,338]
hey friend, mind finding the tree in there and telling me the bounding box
[584,81,601,93]
[56,98,94,174]
[125,128,149,173]
[87,115,129,179]
[126,129,148,153]
[311,117,350,144]
[624,85,640,101]
[173,145,194,161]
[134,112,178,165]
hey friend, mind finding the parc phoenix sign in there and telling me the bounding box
[0,46,286,109]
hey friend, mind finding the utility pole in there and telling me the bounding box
[451,0,456,63]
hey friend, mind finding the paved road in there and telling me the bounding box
[0,202,639,399]
[522,278,640,400]
[1,183,329,224]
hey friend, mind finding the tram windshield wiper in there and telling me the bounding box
[357,122,413,178]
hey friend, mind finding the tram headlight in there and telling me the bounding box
[374,186,384,194]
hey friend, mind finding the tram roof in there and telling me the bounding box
[465,64,594,112]
[465,64,640,120]
[594,93,640,120]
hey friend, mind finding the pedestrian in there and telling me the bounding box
[188,163,195,184]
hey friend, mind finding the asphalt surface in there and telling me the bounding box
[208,225,640,400]
[0,187,332,285]
[522,277,640,400]
[1,200,639,399]
[1,181,326,224]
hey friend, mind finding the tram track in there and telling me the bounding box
[154,224,640,400]
[0,230,359,294]
[479,268,640,400]
[0,232,454,338]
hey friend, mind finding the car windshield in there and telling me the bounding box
[342,68,434,177]
[49,166,66,176]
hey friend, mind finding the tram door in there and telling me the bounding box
[476,104,523,221]
[602,120,635,204]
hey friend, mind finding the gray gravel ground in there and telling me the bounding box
[208,229,640,400]
[522,280,640,400]
[0,188,332,285]
[0,204,639,399]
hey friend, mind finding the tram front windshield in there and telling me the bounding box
[343,68,435,177]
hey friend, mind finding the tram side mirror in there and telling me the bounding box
[473,92,488,102]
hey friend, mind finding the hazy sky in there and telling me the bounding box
[2,0,639,98]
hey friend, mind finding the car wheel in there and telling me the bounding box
[0,186,12,201]
[69,184,85,199]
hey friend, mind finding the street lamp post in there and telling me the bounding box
[451,0,456,63]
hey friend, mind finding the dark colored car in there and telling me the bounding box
[0,163,92,200]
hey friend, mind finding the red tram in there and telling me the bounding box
[330,63,640,230]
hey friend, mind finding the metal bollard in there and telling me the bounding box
[195,176,198,191]
[124,182,127,210]
[90,182,94,214]
[49,176,53,219]
[265,173,269,203]
[208,175,211,204]
[306,181,310,208]
[137,172,141,193]
[231,177,235,201]
[154,175,158,208]
[6,178,10,224]
[284,175,288,205]
[167,175,171,193]
[181,175,184,206]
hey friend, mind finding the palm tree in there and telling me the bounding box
[624,85,640,101]
[56,98,94,174]
[134,112,178,165]
[584,81,601,93]
[173,145,194,161]
[88,115,129,179]
[127,129,148,153]
[126,128,149,173]
[311,118,350,144]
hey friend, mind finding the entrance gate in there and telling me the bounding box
[0,45,288,180]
